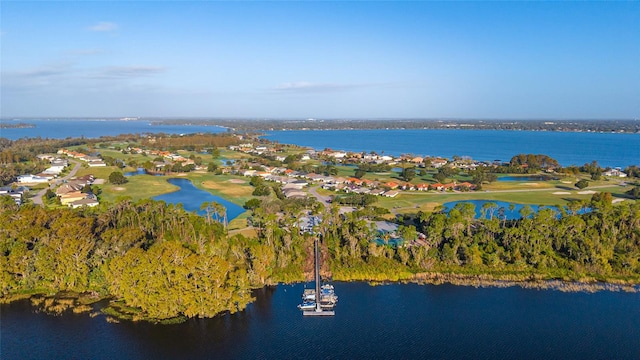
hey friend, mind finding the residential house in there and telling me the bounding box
[17,174,49,184]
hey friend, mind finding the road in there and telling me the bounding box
[308,185,332,206]
[32,159,81,206]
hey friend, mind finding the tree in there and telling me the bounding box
[400,167,416,182]
[252,185,271,196]
[243,198,262,211]
[623,165,640,178]
[207,162,218,172]
[109,171,128,185]
[626,186,640,200]
[354,168,366,179]
[575,179,589,189]
[433,172,447,183]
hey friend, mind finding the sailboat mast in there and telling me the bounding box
[315,234,321,312]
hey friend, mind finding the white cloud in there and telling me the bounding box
[275,81,358,92]
[88,22,118,32]
[98,66,166,78]
[274,81,397,93]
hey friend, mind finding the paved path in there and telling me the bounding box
[308,185,331,206]
[32,159,81,206]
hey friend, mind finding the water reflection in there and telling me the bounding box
[2,283,639,359]
[153,178,245,221]
[443,200,590,220]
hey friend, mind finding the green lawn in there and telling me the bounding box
[98,173,179,203]
[375,183,634,213]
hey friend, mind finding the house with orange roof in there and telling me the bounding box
[385,181,399,189]
[347,177,364,185]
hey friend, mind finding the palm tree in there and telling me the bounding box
[213,202,228,231]
[200,201,212,224]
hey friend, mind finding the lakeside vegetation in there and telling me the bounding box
[1,132,639,322]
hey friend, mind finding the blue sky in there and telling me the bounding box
[1,1,638,119]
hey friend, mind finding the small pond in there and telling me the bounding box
[443,200,589,220]
[124,168,153,176]
[153,178,245,221]
[497,175,557,182]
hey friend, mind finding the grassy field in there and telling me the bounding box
[376,183,634,213]
[184,172,254,206]
[64,144,635,220]
[99,173,179,203]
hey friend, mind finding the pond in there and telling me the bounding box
[443,200,589,220]
[153,178,245,221]
[124,168,158,177]
[498,175,557,182]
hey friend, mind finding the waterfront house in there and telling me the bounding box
[603,168,627,177]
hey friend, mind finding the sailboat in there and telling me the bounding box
[299,234,336,316]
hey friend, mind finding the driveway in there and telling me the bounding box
[32,159,81,206]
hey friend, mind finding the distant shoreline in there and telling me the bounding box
[0,122,35,129]
[150,118,640,133]
[2,118,639,133]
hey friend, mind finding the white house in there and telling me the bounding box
[17,174,49,183]
[603,168,627,177]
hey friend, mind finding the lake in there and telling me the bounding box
[443,200,590,220]
[2,282,639,359]
[265,129,640,168]
[153,178,245,221]
[498,175,556,182]
[2,120,639,167]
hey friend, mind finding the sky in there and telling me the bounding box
[1,1,639,119]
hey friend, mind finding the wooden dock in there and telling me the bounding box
[299,234,336,317]
[303,309,335,316]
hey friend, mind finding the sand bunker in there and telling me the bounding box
[113,187,125,191]
[578,190,596,195]
[552,191,571,195]
[227,179,246,184]
[613,199,625,203]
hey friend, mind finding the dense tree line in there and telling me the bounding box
[509,154,560,170]
[343,197,640,281]
[2,189,639,321]
[0,198,271,320]
[140,133,239,152]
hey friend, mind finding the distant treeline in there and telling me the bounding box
[0,133,240,185]
[147,118,640,133]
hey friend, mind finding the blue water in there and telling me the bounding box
[153,178,245,221]
[0,119,225,139]
[2,282,639,359]
[498,175,555,182]
[124,168,161,177]
[2,120,638,168]
[443,200,589,220]
[265,129,640,168]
